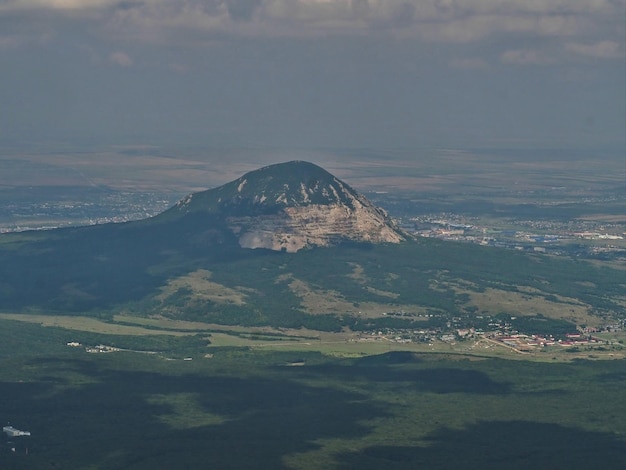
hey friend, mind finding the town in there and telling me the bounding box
[395,212,626,260]
[354,316,625,355]
[2,192,624,262]
[0,189,180,233]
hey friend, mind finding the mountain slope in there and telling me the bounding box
[157,160,406,252]
[1,161,622,331]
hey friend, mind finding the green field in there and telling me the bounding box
[1,318,624,469]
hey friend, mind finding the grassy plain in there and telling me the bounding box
[1,316,625,469]
[156,269,252,306]
[0,313,197,336]
[1,312,623,362]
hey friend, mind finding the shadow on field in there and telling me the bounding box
[289,351,511,395]
[337,420,626,469]
[0,358,389,469]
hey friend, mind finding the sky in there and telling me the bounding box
[1,0,624,150]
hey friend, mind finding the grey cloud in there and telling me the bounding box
[566,40,624,59]
[0,34,20,48]
[225,0,262,21]
[500,48,554,65]
[3,1,621,41]
[449,57,489,70]
[350,0,369,19]
[0,0,623,150]
[0,0,118,11]
[380,1,416,30]
[109,50,132,66]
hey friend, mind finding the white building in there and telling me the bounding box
[3,426,31,437]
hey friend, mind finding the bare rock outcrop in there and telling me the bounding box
[163,160,407,252]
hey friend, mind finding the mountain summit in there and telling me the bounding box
[162,161,406,252]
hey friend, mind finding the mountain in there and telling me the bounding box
[1,160,622,332]
[156,160,406,252]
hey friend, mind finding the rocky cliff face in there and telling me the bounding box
[165,161,406,252]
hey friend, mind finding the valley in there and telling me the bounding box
[0,152,624,468]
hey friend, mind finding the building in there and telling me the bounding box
[3,426,31,437]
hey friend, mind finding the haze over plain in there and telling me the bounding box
[0,0,624,150]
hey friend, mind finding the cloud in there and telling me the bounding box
[1,0,623,65]
[449,57,488,70]
[566,40,624,59]
[109,50,132,66]
[225,0,262,21]
[0,35,21,48]
[500,49,554,65]
[0,0,118,10]
[2,1,619,35]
